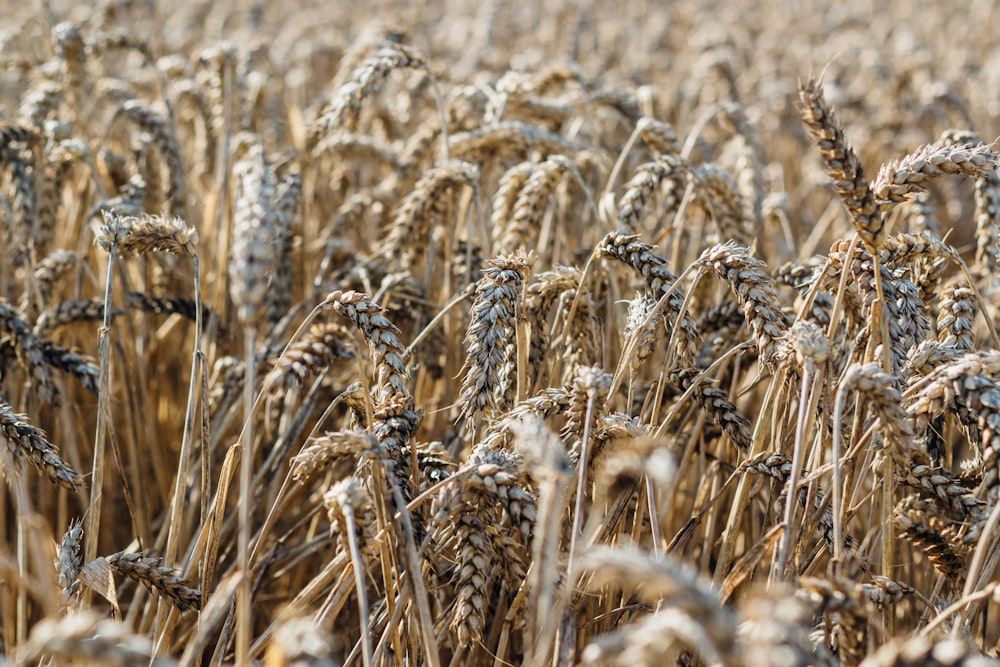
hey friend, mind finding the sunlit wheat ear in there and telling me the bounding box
[523,266,584,386]
[312,41,429,138]
[97,210,198,258]
[825,248,908,372]
[480,386,572,451]
[0,121,41,267]
[229,144,278,325]
[839,362,920,466]
[262,169,302,324]
[615,154,688,235]
[893,496,967,580]
[263,322,354,394]
[456,254,529,433]
[382,160,479,272]
[54,519,83,603]
[321,291,409,400]
[937,282,977,353]
[441,444,535,647]
[33,298,118,336]
[899,463,985,525]
[0,395,81,488]
[905,352,1000,500]
[496,154,574,253]
[448,120,582,161]
[797,78,881,251]
[698,242,787,369]
[102,551,202,612]
[669,368,753,450]
[872,138,998,214]
[597,231,700,366]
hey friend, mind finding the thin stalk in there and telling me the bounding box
[83,245,116,588]
[343,506,373,667]
[777,364,812,577]
[831,383,849,563]
[567,393,596,582]
[236,325,256,666]
[165,254,203,567]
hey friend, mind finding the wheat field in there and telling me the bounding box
[2,0,1000,665]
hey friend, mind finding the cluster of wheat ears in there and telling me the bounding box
[5,0,1000,666]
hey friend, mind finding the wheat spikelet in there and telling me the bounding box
[125,291,207,325]
[636,117,682,155]
[34,298,120,336]
[229,144,277,325]
[615,154,687,235]
[798,79,882,250]
[892,497,967,580]
[0,396,81,487]
[263,169,302,324]
[97,210,198,257]
[291,429,385,483]
[40,341,99,394]
[313,41,428,137]
[104,550,202,612]
[937,282,977,353]
[840,362,919,465]
[55,518,83,602]
[448,120,582,160]
[670,368,753,450]
[496,154,573,253]
[0,120,41,265]
[480,386,572,450]
[898,464,985,520]
[872,140,998,212]
[321,289,411,405]
[523,265,587,386]
[799,576,873,666]
[597,231,700,366]
[698,242,787,368]
[623,292,658,373]
[382,161,479,271]
[457,255,528,431]
[264,322,354,393]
